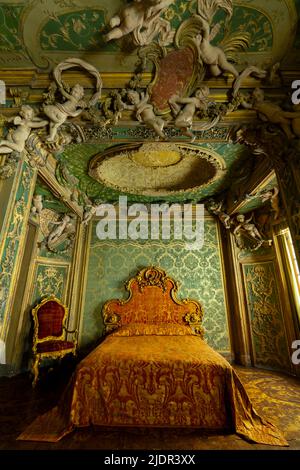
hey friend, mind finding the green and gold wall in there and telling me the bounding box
[230,239,293,373]
[80,216,231,357]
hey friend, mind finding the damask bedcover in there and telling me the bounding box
[18,325,287,446]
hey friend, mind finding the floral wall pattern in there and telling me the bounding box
[0,161,34,327]
[31,263,69,306]
[243,261,290,371]
[81,218,230,354]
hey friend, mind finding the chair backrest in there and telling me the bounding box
[32,296,68,343]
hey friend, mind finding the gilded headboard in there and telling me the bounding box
[102,266,204,337]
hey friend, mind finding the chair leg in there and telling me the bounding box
[32,355,40,388]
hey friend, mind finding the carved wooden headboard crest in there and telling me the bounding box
[102,266,204,337]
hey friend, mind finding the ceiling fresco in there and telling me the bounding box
[0,0,298,71]
[57,141,251,203]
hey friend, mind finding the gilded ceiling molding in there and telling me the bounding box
[82,124,231,143]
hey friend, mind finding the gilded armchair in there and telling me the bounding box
[31,295,77,386]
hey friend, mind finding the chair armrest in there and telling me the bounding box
[63,326,78,336]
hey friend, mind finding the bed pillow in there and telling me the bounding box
[110,322,195,337]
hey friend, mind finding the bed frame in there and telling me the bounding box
[18,267,287,446]
[102,266,204,337]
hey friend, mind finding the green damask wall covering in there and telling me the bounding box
[31,263,70,306]
[81,218,230,354]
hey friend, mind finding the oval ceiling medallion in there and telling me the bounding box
[89,143,225,197]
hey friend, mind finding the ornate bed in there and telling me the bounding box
[18,267,287,446]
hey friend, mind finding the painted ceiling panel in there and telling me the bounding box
[0,0,297,70]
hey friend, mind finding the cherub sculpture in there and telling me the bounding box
[47,214,75,248]
[206,198,231,229]
[82,204,97,226]
[168,86,211,141]
[104,0,174,45]
[123,89,166,140]
[31,194,43,216]
[233,213,266,250]
[240,88,300,139]
[192,16,266,97]
[0,105,48,154]
[43,58,102,143]
[43,83,85,142]
[192,17,239,80]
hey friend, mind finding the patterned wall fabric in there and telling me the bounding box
[81,218,230,353]
[0,161,34,325]
[243,261,290,371]
[31,263,69,305]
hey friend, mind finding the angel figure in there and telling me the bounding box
[82,204,97,226]
[104,0,174,44]
[192,17,239,80]
[43,83,85,142]
[124,89,166,140]
[206,198,231,229]
[192,16,266,97]
[240,88,300,139]
[0,105,48,154]
[233,213,265,250]
[47,214,75,247]
[169,87,210,141]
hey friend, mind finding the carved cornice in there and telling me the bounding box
[0,69,295,92]
[0,71,152,89]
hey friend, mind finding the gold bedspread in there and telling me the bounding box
[18,333,288,446]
